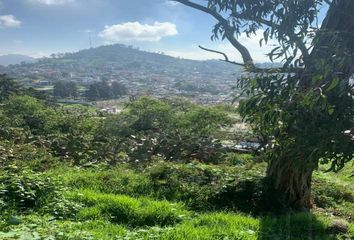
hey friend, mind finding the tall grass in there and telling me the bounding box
[68,189,189,227]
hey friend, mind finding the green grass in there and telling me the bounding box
[313,166,354,220]
[48,166,153,197]
[68,189,189,227]
[1,160,353,239]
[1,211,346,240]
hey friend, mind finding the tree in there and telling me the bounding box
[0,74,20,102]
[173,0,354,209]
[102,97,230,163]
[85,81,127,101]
[111,81,128,98]
[53,81,78,98]
[85,84,99,101]
[2,95,50,134]
[97,81,113,99]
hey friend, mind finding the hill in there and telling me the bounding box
[3,44,240,75]
[0,54,36,66]
[55,44,239,73]
[2,44,243,103]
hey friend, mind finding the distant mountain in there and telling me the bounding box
[0,54,37,66]
[35,44,241,74]
[2,44,242,82]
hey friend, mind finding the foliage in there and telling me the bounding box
[0,86,353,239]
[53,81,78,98]
[101,97,231,163]
[0,74,20,102]
[0,166,80,219]
[1,95,52,135]
[85,81,127,101]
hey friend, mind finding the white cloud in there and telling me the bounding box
[0,15,21,28]
[28,0,73,5]
[165,30,279,62]
[99,21,178,43]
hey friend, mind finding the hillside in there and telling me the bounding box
[0,54,36,66]
[2,44,243,104]
[2,44,241,75]
[51,44,240,74]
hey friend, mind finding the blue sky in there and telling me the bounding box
[0,0,327,62]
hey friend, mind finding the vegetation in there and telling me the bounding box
[0,76,353,239]
[53,81,78,99]
[85,81,127,101]
[0,74,20,101]
[0,1,353,238]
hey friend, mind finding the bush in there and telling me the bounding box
[224,152,254,166]
[145,161,268,212]
[0,166,80,218]
[0,166,59,210]
[0,140,59,171]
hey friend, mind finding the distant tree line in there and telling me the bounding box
[52,80,128,101]
[53,81,78,98]
[85,81,127,101]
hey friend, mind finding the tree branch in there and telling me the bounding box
[198,45,245,67]
[230,12,310,63]
[198,45,304,74]
[173,0,255,69]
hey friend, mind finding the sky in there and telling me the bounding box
[0,0,327,62]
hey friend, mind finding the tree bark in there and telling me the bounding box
[267,158,314,209]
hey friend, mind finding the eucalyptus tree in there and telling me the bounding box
[173,0,354,209]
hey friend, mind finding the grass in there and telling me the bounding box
[68,189,189,227]
[48,166,153,197]
[0,160,353,239]
[1,211,344,240]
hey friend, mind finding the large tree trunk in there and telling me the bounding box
[267,158,314,209]
[267,0,354,210]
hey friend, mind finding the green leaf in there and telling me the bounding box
[326,78,339,92]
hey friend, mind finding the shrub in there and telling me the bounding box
[224,152,254,166]
[0,166,59,210]
[0,165,80,218]
[145,161,268,212]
